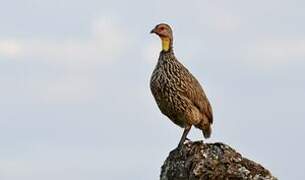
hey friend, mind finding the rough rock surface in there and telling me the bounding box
[160,141,277,180]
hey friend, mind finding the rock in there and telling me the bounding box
[160,141,277,180]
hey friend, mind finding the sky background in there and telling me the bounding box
[0,0,304,179]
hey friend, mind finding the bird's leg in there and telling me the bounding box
[177,125,192,148]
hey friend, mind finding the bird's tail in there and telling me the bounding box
[202,124,212,139]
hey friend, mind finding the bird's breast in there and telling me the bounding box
[150,63,189,110]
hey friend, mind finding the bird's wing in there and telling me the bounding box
[179,65,213,124]
[189,75,213,124]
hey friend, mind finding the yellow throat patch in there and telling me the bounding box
[161,37,170,51]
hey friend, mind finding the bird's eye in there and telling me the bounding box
[160,27,165,31]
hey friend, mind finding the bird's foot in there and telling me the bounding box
[176,138,190,150]
[185,137,191,142]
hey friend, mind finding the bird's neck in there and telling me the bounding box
[159,47,175,62]
[161,37,172,51]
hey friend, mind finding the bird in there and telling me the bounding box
[150,23,213,148]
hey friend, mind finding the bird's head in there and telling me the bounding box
[150,23,173,51]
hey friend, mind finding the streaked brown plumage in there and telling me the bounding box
[150,23,213,148]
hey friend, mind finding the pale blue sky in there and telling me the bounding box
[1,0,305,179]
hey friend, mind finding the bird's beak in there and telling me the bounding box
[150,28,156,34]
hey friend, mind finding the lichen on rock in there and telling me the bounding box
[160,141,277,180]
